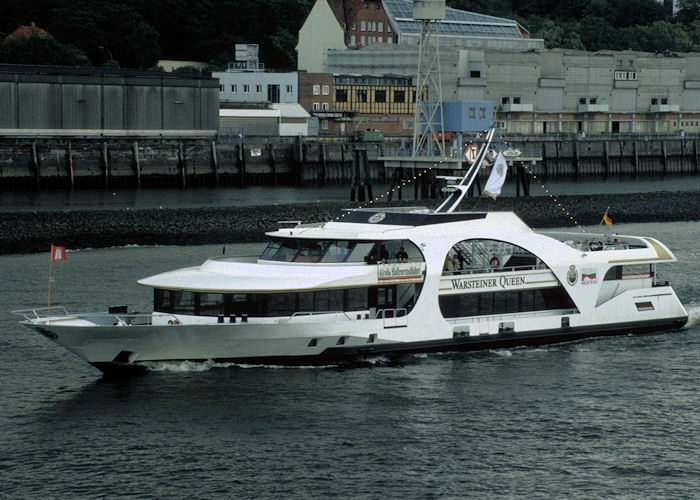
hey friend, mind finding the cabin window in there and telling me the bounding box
[154,282,424,318]
[199,293,226,316]
[604,264,652,281]
[443,239,546,276]
[320,240,354,262]
[438,286,577,319]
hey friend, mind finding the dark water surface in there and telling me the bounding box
[0,174,698,212]
[1,222,699,498]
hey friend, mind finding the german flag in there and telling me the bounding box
[602,208,613,227]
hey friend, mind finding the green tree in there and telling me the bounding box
[45,0,159,68]
[0,33,91,66]
[676,0,700,23]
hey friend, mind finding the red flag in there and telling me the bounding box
[50,245,66,261]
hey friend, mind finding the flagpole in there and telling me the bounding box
[47,247,53,324]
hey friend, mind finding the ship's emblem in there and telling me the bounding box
[368,212,386,223]
[567,265,578,286]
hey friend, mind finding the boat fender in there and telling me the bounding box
[589,241,603,251]
[168,319,181,325]
[489,256,500,267]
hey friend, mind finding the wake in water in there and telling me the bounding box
[683,303,700,328]
[140,359,338,372]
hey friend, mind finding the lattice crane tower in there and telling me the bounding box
[411,0,446,157]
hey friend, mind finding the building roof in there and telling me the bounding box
[383,0,526,39]
[271,103,311,119]
[3,22,49,43]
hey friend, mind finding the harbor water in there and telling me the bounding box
[1,220,699,498]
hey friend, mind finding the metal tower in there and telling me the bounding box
[411,1,446,157]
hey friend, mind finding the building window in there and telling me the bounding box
[219,85,223,92]
[322,85,330,95]
[243,84,250,93]
[387,37,392,44]
[651,98,658,105]
[375,89,386,103]
[350,34,356,45]
[256,84,262,93]
[286,85,293,94]
[313,85,320,95]
[322,102,329,110]
[589,97,597,104]
[313,102,320,110]
[579,97,586,104]
[361,35,366,45]
[615,70,637,81]
[357,89,367,102]
[513,96,521,104]
[378,22,383,32]
[394,90,405,103]
[502,96,510,104]
[661,97,668,104]
[352,22,356,30]
[322,120,329,130]
[479,108,486,119]
[387,24,391,33]
[336,89,348,102]
[469,108,475,118]
[470,70,480,78]
[361,20,366,31]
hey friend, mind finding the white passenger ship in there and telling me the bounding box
[15,206,688,374]
[15,132,688,374]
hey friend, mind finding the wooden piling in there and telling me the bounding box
[67,142,74,190]
[319,143,326,186]
[211,141,219,186]
[102,142,109,190]
[603,140,610,178]
[178,142,186,188]
[133,141,141,189]
[633,140,639,177]
[267,143,276,185]
[661,140,668,175]
[573,141,579,179]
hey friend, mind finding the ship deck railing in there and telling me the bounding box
[11,307,175,327]
[442,264,548,276]
[445,308,579,324]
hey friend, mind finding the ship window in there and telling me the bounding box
[605,264,652,280]
[198,293,226,316]
[260,240,281,260]
[294,239,329,262]
[443,239,547,276]
[267,293,295,317]
[347,241,376,262]
[438,286,577,319]
[155,290,196,315]
[297,291,314,312]
[320,240,355,262]
[346,287,369,311]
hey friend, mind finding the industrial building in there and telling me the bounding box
[0,64,219,137]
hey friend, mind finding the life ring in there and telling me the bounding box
[589,241,603,251]
[489,256,500,267]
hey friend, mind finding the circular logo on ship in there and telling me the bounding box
[567,265,578,286]
[368,212,386,223]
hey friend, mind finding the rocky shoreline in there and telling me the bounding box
[1,191,698,255]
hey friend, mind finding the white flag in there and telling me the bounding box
[483,151,508,199]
